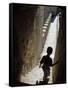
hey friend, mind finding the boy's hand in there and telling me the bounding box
[55,60,59,64]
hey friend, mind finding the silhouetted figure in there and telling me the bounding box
[39,47,58,84]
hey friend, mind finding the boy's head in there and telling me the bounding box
[47,47,53,55]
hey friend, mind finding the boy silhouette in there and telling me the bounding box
[39,47,58,81]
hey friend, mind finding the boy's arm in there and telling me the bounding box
[39,57,44,68]
[39,63,41,68]
[51,61,59,67]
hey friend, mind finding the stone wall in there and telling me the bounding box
[52,7,66,83]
